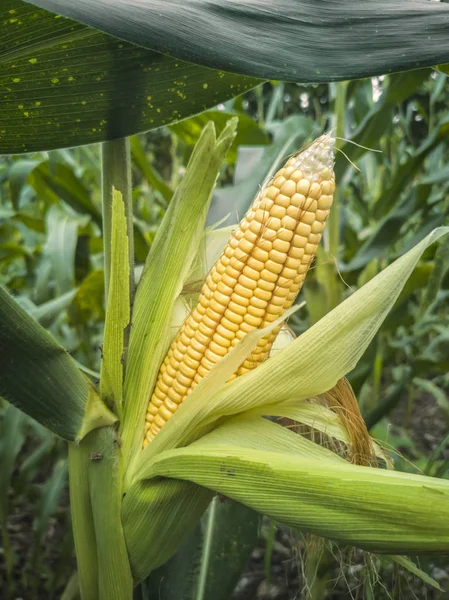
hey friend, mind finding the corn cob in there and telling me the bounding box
[144,132,335,446]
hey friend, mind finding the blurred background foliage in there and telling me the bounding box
[1,69,449,599]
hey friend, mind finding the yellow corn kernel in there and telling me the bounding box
[143,132,335,445]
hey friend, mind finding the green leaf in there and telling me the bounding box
[145,444,449,554]
[44,205,80,294]
[191,412,344,463]
[389,556,443,593]
[27,0,449,84]
[30,160,101,223]
[100,189,130,419]
[0,1,259,153]
[0,285,116,440]
[122,119,237,473]
[195,498,259,600]
[133,489,259,599]
[130,136,173,203]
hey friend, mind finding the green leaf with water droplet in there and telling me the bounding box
[0,1,260,153]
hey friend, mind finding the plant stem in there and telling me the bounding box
[264,519,276,582]
[68,444,99,600]
[329,81,347,261]
[101,138,135,305]
[255,84,265,126]
[88,428,134,600]
[325,81,348,311]
[1,512,13,598]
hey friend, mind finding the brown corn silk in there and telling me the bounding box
[144,133,336,445]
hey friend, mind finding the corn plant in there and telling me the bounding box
[3,2,449,599]
[1,118,449,599]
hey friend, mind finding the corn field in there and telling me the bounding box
[1,2,449,600]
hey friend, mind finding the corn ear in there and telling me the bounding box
[145,132,335,444]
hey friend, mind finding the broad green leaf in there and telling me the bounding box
[194,498,259,600]
[144,445,449,554]
[143,519,206,600]
[27,0,449,84]
[122,120,237,472]
[132,228,448,477]
[0,285,116,440]
[100,190,130,419]
[0,1,259,153]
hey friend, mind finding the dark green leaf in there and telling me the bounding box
[145,498,259,600]
[30,160,101,223]
[27,0,449,84]
[0,285,110,440]
[0,1,260,154]
[130,136,173,203]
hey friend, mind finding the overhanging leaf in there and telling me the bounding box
[0,1,260,153]
[26,0,449,84]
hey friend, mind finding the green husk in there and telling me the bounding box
[122,478,212,581]
[100,189,131,419]
[131,228,449,481]
[122,119,238,472]
[141,444,449,555]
